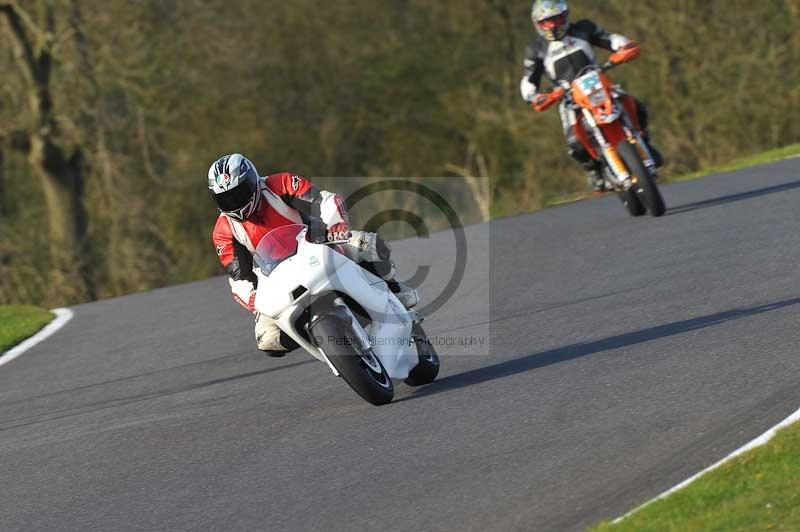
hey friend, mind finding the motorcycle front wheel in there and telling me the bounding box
[618,189,646,217]
[310,315,394,406]
[616,140,666,217]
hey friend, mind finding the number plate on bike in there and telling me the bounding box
[577,71,603,93]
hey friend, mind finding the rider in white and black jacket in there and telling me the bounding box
[521,0,663,192]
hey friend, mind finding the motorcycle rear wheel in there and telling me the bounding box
[616,140,666,217]
[404,322,440,386]
[310,315,394,405]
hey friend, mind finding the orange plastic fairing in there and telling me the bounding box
[618,94,641,132]
[609,42,641,65]
[599,120,627,147]
[532,88,565,113]
[571,70,615,119]
[573,117,598,160]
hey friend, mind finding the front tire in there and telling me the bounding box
[404,323,440,386]
[618,190,646,217]
[616,140,666,217]
[310,315,394,405]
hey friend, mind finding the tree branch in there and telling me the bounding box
[0,0,48,41]
[0,3,37,82]
[0,126,30,152]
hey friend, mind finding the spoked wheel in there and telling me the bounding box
[616,140,666,217]
[310,315,394,405]
[404,322,440,386]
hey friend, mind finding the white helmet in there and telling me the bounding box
[207,153,261,220]
[531,0,570,41]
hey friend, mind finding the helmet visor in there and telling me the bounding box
[537,14,567,30]
[215,180,257,215]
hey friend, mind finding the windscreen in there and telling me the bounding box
[254,224,304,276]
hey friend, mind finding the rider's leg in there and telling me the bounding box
[568,136,604,193]
[561,103,604,192]
[342,231,419,309]
[255,313,299,356]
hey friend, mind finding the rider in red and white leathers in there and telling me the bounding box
[209,153,418,356]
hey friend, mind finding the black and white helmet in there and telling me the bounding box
[532,0,570,41]
[207,154,261,220]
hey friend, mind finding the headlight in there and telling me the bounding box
[588,90,607,106]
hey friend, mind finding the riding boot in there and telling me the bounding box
[351,232,419,310]
[584,160,605,194]
[366,258,419,309]
[382,262,419,309]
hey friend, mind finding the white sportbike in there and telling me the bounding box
[252,224,440,405]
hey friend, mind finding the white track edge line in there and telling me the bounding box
[0,308,74,368]
[613,405,800,524]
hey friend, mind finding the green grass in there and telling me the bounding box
[667,143,800,184]
[0,306,54,353]
[542,142,800,210]
[591,421,800,531]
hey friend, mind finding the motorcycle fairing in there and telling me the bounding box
[254,228,417,380]
[571,69,619,124]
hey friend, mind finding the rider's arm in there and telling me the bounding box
[520,42,546,102]
[266,173,350,229]
[574,19,631,51]
[213,216,258,312]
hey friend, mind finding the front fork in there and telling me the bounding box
[614,95,658,178]
[629,130,658,176]
[582,108,657,189]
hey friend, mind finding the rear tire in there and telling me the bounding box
[404,323,440,386]
[616,140,666,217]
[310,315,394,405]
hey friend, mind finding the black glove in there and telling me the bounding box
[306,218,327,244]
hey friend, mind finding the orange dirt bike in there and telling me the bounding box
[533,44,666,217]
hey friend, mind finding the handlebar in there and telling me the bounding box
[533,59,623,112]
[306,218,351,246]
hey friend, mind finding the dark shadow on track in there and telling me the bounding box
[668,180,800,215]
[399,297,800,402]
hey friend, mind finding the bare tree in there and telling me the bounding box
[445,141,492,222]
[0,0,93,301]
[0,141,5,217]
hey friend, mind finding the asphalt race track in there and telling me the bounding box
[2,158,799,532]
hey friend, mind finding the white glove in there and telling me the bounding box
[610,33,632,51]
[230,279,256,313]
[520,78,539,103]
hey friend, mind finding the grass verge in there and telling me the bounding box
[543,142,800,209]
[591,421,800,531]
[0,305,54,353]
[668,142,800,184]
